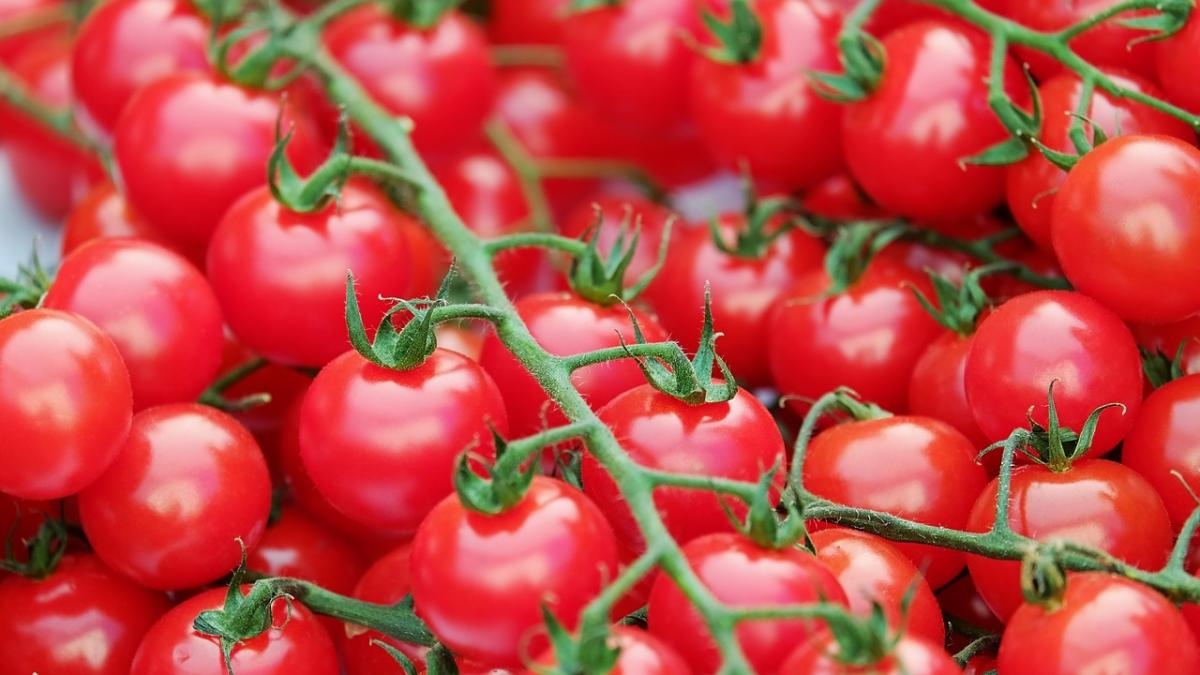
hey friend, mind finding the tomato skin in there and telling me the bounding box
[1131,317,1200,380]
[43,238,224,410]
[842,21,1025,224]
[908,332,988,451]
[1052,135,1200,324]
[532,626,690,674]
[0,0,65,69]
[0,309,132,500]
[965,460,1173,622]
[964,291,1142,455]
[1157,15,1200,114]
[79,404,272,590]
[937,574,1003,637]
[247,508,365,595]
[647,532,848,674]
[0,554,169,675]
[780,632,960,675]
[130,586,340,675]
[1122,375,1200,529]
[411,477,619,667]
[341,544,427,675]
[489,0,569,45]
[217,336,313,465]
[998,572,1199,675]
[1005,0,1158,80]
[61,182,163,257]
[206,181,420,368]
[802,172,886,221]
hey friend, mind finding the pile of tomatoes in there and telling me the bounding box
[2,0,1200,673]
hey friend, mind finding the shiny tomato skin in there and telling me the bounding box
[79,404,272,590]
[60,182,163,257]
[1157,15,1200,114]
[489,0,568,45]
[1006,0,1158,80]
[1122,375,1200,529]
[647,532,848,674]
[908,332,988,451]
[130,586,340,675]
[582,384,788,553]
[965,460,1173,621]
[43,238,224,410]
[998,572,1199,675]
[531,626,690,674]
[0,309,132,500]
[964,291,1142,455]
[842,20,1025,224]
[246,508,365,595]
[1052,134,1200,324]
[71,0,209,134]
[341,544,427,675]
[206,181,422,368]
[801,172,887,221]
[781,632,960,675]
[937,574,1004,637]
[411,477,619,667]
[0,554,170,675]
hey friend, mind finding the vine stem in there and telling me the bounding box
[0,65,109,163]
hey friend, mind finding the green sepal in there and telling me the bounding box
[569,210,674,305]
[0,517,69,579]
[569,0,622,13]
[709,174,796,259]
[193,542,277,674]
[807,70,870,103]
[1117,0,1193,45]
[965,64,1041,167]
[721,461,807,550]
[1020,381,1126,470]
[532,607,621,675]
[823,221,907,296]
[1030,139,1080,172]
[907,262,1011,337]
[618,606,647,628]
[828,387,893,422]
[452,426,538,515]
[1019,545,1068,608]
[698,0,763,64]
[962,135,1030,167]
[0,248,52,319]
[269,112,353,214]
[371,641,420,675]
[345,267,455,371]
[1141,344,1188,389]
[386,0,463,29]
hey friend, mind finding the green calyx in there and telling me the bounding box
[828,387,893,422]
[569,0,622,13]
[1142,344,1189,389]
[986,381,1125,472]
[568,210,673,306]
[1,517,69,579]
[1118,0,1194,45]
[0,248,52,319]
[709,175,796,259]
[270,114,353,214]
[909,262,1011,337]
[724,462,807,550]
[1019,546,1068,610]
[345,268,453,372]
[206,0,316,90]
[698,0,763,65]
[385,0,462,29]
[453,427,538,515]
[823,221,907,296]
[193,544,281,673]
[964,63,1042,168]
[373,639,458,675]
[807,0,884,102]
[532,608,622,675]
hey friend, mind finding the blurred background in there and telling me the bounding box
[0,156,58,274]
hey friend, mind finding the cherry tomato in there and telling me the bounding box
[780,631,960,675]
[937,574,1003,639]
[247,507,365,595]
[998,572,1198,675]
[341,544,427,675]
[1156,14,1200,114]
[531,625,690,674]
[1005,0,1158,80]
[558,196,679,284]
[79,404,272,590]
[801,172,886,221]
[489,0,569,45]
[1122,374,1200,529]
[965,459,1173,621]
[964,290,1142,455]
[216,335,313,464]
[1131,316,1200,379]
[842,20,1025,224]
[411,476,619,667]
[60,181,164,258]
[0,495,57,570]
[908,332,988,451]
[1052,134,1200,324]
[0,309,132,500]
[0,554,169,675]
[647,532,848,674]
[0,0,66,69]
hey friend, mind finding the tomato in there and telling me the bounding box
[0,309,132,500]
[130,585,340,675]
[43,238,224,410]
[206,180,427,368]
[1006,71,1192,249]
[582,383,788,553]
[802,172,886,221]
[60,181,164,257]
[216,336,313,464]
[780,632,960,675]
[1052,134,1200,324]
[489,0,569,45]
[0,554,169,675]
[908,333,988,451]
[247,508,365,595]
[647,532,848,674]
[937,574,1003,638]
[1122,375,1200,529]
[0,495,56,570]
[113,72,326,250]
[842,20,1025,224]
[79,404,272,590]
[1132,316,1200,379]
[998,572,1199,675]
[0,0,66,69]
[804,416,987,588]
[1157,14,1200,114]
[479,292,667,437]
[411,476,619,667]
[341,544,427,675]
[766,259,942,414]
[558,196,678,284]
[71,0,209,134]
[965,459,1173,621]
[323,5,496,157]
[964,290,1142,455]
[1005,0,1158,80]
[531,626,690,674]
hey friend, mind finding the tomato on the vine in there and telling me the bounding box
[558,196,678,284]
[1157,14,1200,114]
[532,625,690,674]
[1131,316,1200,380]
[1005,0,1159,80]
[246,507,365,596]
[780,632,960,675]
[60,181,163,258]
[908,332,988,451]
[340,544,426,675]
[1122,374,1200,529]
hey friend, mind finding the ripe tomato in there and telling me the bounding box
[908,333,988,451]
[964,290,1142,455]
[216,336,313,463]
[937,574,1003,637]
[206,180,426,368]
[801,172,887,221]
[582,383,788,553]
[1005,0,1158,80]
[781,632,960,675]
[842,20,1025,224]
[60,181,163,257]
[0,495,56,570]
[0,0,66,69]
[647,532,848,674]
[1122,374,1200,529]
[130,585,340,675]
[558,196,678,284]
[1052,134,1200,324]
[1157,14,1200,114]
[532,625,690,674]
[246,508,365,595]
[804,416,987,588]
[810,528,944,645]
[489,0,569,45]
[1131,316,1200,379]
[965,459,1173,621]
[340,544,427,675]
[70,0,209,134]
[0,309,132,500]
[301,348,508,533]
[43,238,224,410]
[0,554,169,675]
[79,404,272,590]
[411,476,619,667]
[998,572,1199,675]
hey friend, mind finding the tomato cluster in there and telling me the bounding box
[2,0,1200,674]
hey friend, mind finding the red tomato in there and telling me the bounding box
[70,0,209,134]
[558,196,679,284]
[1132,316,1200,379]
[1005,0,1158,80]
[79,404,272,590]
[936,574,1003,637]
[206,180,426,368]
[647,532,848,674]
[301,348,508,533]
[479,292,667,437]
[247,508,365,595]
[1052,134,1200,324]
[766,259,942,414]
[0,309,132,499]
[323,5,496,157]
[801,172,887,221]
[0,554,169,675]
[43,238,224,410]
[130,585,340,674]
[113,73,326,249]
[411,477,619,667]
[1157,14,1200,114]
[781,632,960,675]
[60,182,164,257]
[1122,374,1200,529]
[0,494,56,570]
[908,333,988,451]
[964,290,1142,455]
[216,336,313,464]
[341,544,427,675]
[965,459,1173,621]
[998,572,1199,675]
[842,20,1025,224]
[531,625,690,674]
[489,0,569,45]
[0,0,66,69]
[804,416,988,588]
[582,383,788,553]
